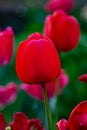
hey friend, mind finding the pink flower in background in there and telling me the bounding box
[56,101,87,130]
[20,81,55,101]
[44,0,73,12]
[0,26,14,66]
[0,82,17,109]
[78,74,87,83]
[20,69,69,101]
[58,69,69,95]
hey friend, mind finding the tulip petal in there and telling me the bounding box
[0,113,6,130]
[44,0,73,12]
[10,112,28,130]
[56,119,68,130]
[58,69,69,95]
[68,101,87,129]
[78,74,87,83]
[0,82,17,109]
[20,81,55,101]
[28,119,44,130]
[0,26,14,66]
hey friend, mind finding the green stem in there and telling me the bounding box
[5,127,11,130]
[52,78,59,130]
[42,84,52,130]
[55,78,59,121]
[55,50,61,122]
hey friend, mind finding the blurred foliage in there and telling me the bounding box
[0,5,87,130]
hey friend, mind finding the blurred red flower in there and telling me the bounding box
[78,74,87,83]
[44,0,73,12]
[20,69,69,101]
[0,82,17,109]
[16,32,61,84]
[56,101,87,130]
[44,10,80,52]
[58,69,69,95]
[9,112,44,130]
[0,113,6,130]
[0,26,14,66]
[0,112,44,130]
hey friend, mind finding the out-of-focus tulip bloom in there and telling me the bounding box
[0,26,14,66]
[20,69,69,101]
[44,0,73,12]
[20,81,55,101]
[56,101,87,130]
[16,32,61,84]
[78,74,87,83]
[0,112,44,130]
[58,69,69,95]
[9,112,44,130]
[44,10,80,52]
[0,82,17,109]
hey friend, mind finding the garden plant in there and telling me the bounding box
[0,0,87,130]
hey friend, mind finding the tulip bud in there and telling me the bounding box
[16,32,61,84]
[44,10,80,52]
[44,0,73,12]
[0,26,14,65]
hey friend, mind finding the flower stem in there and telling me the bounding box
[42,84,52,130]
[55,51,61,121]
[55,78,59,121]
[5,127,11,130]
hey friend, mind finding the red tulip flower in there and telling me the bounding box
[0,26,14,66]
[10,112,44,130]
[78,74,87,83]
[20,69,69,100]
[44,10,80,52]
[56,101,87,130]
[0,82,17,109]
[16,32,61,84]
[0,112,44,130]
[44,0,73,12]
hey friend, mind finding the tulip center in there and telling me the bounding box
[31,127,36,130]
[5,126,11,130]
